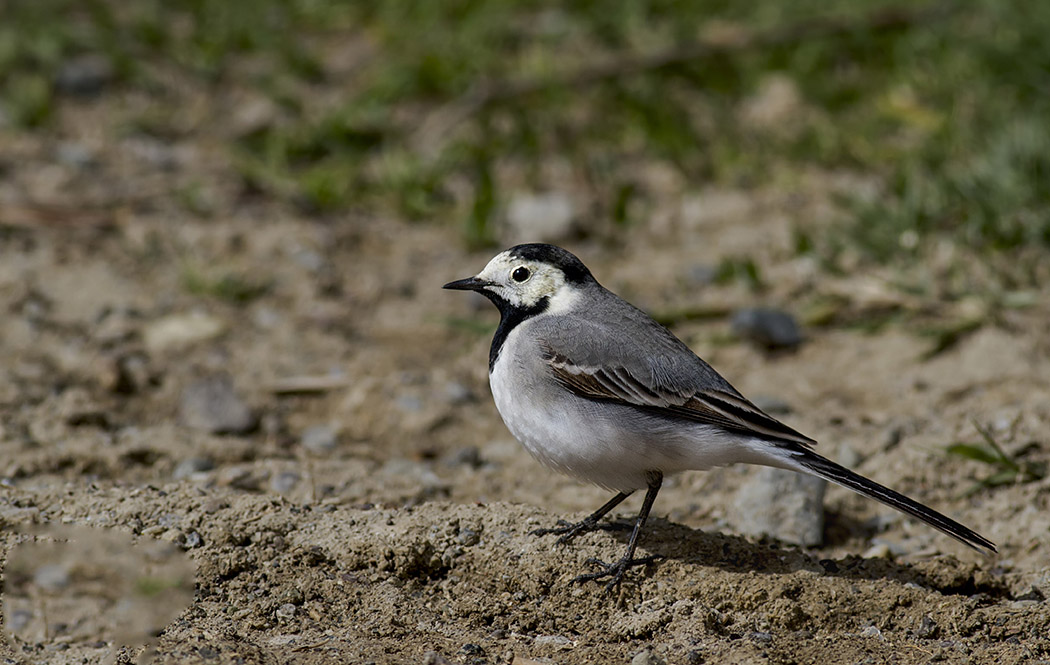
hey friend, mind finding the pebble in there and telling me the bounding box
[533,635,572,647]
[838,444,862,469]
[54,54,113,96]
[173,457,215,480]
[270,470,301,494]
[178,375,258,435]
[504,191,576,243]
[144,312,225,352]
[731,467,826,546]
[915,614,938,638]
[275,604,297,620]
[861,543,893,560]
[55,142,96,168]
[731,307,803,349]
[631,649,666,665]
[444,446,482,469]
[443,381,474,405]
[301,424,339,454]
[33,564,71,592]
[7,608,33,633]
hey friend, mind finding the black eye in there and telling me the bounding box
[512,266,531,282]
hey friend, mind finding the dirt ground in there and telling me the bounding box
[2,81,1050,665]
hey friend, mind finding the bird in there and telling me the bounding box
[444,243,995,591]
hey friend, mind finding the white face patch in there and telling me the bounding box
[474,251,570,310]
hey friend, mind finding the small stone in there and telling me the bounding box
[33,564,71,592]
[144,312,225,352]
[504,191,576,243]
[270,470,301,494]
[687,264,717,286]
[182,531,202,549]
[55,142,96,168]
[107,353,154,395]
[178,375,257,435]
[217,467,262,491]
[731,467,826,546]
[869,537,910,556]
[275,604,297,620]
[731,307,803,349]
[533,635,572,647]
[748,631,773,643]
[459,644,485,656]
[54,54,113,96]
[301,424,339,454]
[445,446,482,469]
[860,625,884,640]
[862,543,893,560]
[915,614,938,639]
[631,649,666,665]
[740,75,803,132]
[8,608,33,633]
[443,381,474,404]
[838,444,862,469]
[422,652,452,665]
[173,457,215,480]
[395,394,424,413]
[881,425,904,450]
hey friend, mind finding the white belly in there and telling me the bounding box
[488,326,753,492]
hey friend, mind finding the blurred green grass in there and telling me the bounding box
[2,0,1048,274]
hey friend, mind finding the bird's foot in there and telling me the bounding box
[571,554,663,593]
[530,518,631,545]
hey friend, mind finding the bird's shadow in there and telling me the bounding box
[547,515,1006,599]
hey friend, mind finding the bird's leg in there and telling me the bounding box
[572,471,663,593]
[530,491,633,544]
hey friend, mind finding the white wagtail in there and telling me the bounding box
[444,243,995,591]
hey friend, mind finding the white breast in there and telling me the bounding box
[488,319,753,493]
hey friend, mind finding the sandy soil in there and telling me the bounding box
[1,82,1049,665]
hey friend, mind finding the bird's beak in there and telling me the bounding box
[442,276,493,292]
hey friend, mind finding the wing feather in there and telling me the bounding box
[544,348,816,449]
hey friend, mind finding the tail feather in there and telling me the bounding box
[789,450,996,552]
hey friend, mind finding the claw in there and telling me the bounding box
[572,554,663,592]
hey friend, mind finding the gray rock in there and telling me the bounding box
[444,446,482,469]
[55,142,96,168]
[33,564,71,592]
[270,470,301,494]
[178,375,257,435]
[54,54,113,96]
[631,649,666,665]
[172,457,215,480]
[442,381,474,405]
[275,603,297,619]
[915,614,938,638]
[301,424,339,454]
[505,191,576,243]
[731,467,826,546]
[731,307,803,349]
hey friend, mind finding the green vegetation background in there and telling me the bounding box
[2,0,1047,274]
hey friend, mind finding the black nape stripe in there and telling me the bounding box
[508,244,595,285]
[487,294,550,371]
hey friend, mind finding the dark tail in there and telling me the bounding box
[792,450,996,552]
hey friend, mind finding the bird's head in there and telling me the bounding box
[443,243,595,314]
